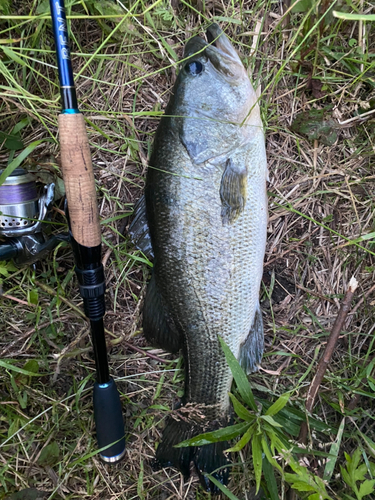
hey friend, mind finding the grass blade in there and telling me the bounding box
[252,434,262,493]
[323,417,345,481]
[263,454,279,500]
[175,422,250,447]
[203,473,241,500]
[265,392,290,416]
[0,139,46,185]
[225,423,255,453]
[218,336,257,411]
[229,392,255,422]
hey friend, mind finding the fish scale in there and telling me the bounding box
[129,23,268,492]
[151,134,266,412]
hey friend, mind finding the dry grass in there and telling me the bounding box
[0,0,375,499]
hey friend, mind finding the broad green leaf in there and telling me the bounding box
[38,441,60,466]
[353,232,375,243]
[91,0,126,18]
[0,140,46,186]
[0,261,15,277]
[349,448,365,480]
[262,454,279,500]
[0,118,30,151]
[175,422,250,448]
[340,467,352,488]
[218,336,257,411]
[261,415,283,428]
[291,0,313,12]
[262,436,282,473]
[291,108,337,146]
[36,170,65,200]
[259,397,337,435]
[229,392,255,422]
[324,417,345,481]
[355,463,369,482]
[8,418,19,439]
[252,434,262,493]
[5,488,50,500]
[358,479,375,499]
[27,289,39,305]
[225,423,255,453]
[36,0,50,14]
[0,131,24,150]
[284,470,332,496]
[23,360,39,375]
[12,118,30,135]
[283,476,316,492]
[270,430,291,453]
[0,266,9,277]
[265,393,290,416]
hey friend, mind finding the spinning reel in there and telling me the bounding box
[0,168,68,265]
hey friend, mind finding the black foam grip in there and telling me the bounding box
[93,378,125,461]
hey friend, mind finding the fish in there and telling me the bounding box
[129,23,268,492]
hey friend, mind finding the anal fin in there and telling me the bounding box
[143,273,182,353]
[239,302,264,374]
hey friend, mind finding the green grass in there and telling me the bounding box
[1,0,375,498]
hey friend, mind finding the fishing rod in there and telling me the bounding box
[49,0,125,462]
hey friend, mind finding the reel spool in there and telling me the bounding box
[0,168,39,236]
[0,168,68,265]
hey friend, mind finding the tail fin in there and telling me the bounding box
[155,417,231,492]
[155,417,194,478]
[194,441,230,493]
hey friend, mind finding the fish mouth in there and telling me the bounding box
[183,24,243,77]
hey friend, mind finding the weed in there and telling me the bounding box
[0,0,374,498]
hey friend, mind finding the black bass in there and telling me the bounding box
[130,24,268,492]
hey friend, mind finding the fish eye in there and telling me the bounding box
[185,61,203,76]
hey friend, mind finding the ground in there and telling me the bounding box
[0,1,375,499]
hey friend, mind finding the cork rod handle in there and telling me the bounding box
[58,113,101,247]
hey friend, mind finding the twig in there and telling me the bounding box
[34,282,168,364]
[299,277,358,443]
[347,282,375,318]
[123,341,171,364]
[34,280,86,319]
[0,317,70,357]
[1,294,37,307]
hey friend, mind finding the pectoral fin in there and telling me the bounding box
[220,159,247,225]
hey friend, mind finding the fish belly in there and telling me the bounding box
[148,129,267,419]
